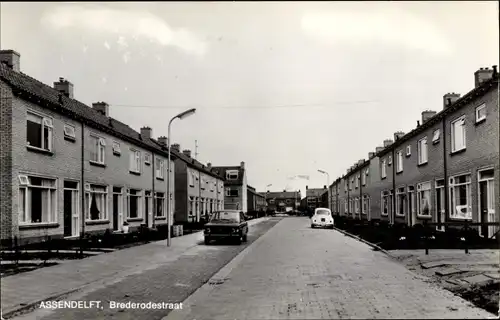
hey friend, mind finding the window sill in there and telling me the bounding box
[396,170,403,175]
[189,184,194,187]
[405,154,411,158]
[129,170,141,176]
[475,118,486,126]
[395,213,406,217]
[449,216,472,221]
[450,148,466,156]
[26,145,53,156]
[417,162,428,167]
[127,217,143,222]
[145,163,151,166]
[156,177,164,181]
[417,215,432,219]
[89,160,106,168]
[381,213,389,216]
[381,177,387,180]
[19,223,59,229]
[85,220,110,225]
[64,136,76,142]
[113,152,121,157]
[155,216,167,220]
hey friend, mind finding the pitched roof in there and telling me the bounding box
[376,73,499,158]
[263,191,300,199]
[211,166,244,185]
[0,62,177,160]
[306,188,326,197]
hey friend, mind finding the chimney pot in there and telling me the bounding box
[240,161,245,169]
[443,92,461,109]
[171,144,180,152]
[92,101,109,117]
[368,152,375,158]
[493,65,498,75]
[475,67,494,88]
[383,139,394,147]
[140,127,152,140]
[182,149,192,158]
[306,185,308,189]
[0,50,20,72]
[393,131,405,141]
[54,78,74,99]
[158,136,168,146]
[421,110,437,123]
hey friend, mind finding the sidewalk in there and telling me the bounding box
[1,217,270,318]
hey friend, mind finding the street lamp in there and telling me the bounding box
[166,108,196,247]
[265,184,272,214]
[317,169,330,210]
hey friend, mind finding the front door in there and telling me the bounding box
[479,169,496,238]
[63,181,79,237]
[435,187,445,231]
[112,187,123,231]
[113,194,119,231]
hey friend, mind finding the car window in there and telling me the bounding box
[315,209,331,215]
[210,211,240,222]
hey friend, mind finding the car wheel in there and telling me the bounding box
[242,234,248,242]
[235,237,242,245]
[204,237,210,245]
[311,224,314,228]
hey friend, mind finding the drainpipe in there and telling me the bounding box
[80,121,85,237]
[392,148,396,225]
[443,102,450,231]
[152,153,155,229]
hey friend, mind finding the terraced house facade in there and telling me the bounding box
[0,50,177,246]
[212,162,248,213]
[330,65,499,238]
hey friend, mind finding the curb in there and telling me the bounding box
[1,217,272,319]
[332,226,394,257]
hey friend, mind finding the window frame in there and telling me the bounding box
[406,145,411,157]
[396,150,403,173]
[475,103,486,123]
[89,134,106,165]
[226,170,239,180]
[63,124,76,140]
[155,192,166,217]
[144,153,151,165]
[449,173,472,220]
[417,137,428,165]
[127,188,143,219]
[381,159,387,179]
[416,181,432,218]
[85,183,108,221]
[112,141,121,156]
[155,158,164,179]
[26,110,54,152]
[129,149,141,173]
[451,116,466,153]
[432,129,440,144]
[395,187,406,217]
[381,191,390,216]
[18,175,58,225]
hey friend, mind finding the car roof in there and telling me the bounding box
[315,208,331,211]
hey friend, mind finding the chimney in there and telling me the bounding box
[417,120,420,127]
[358,159,364,165]
[92,101,109,117]
[306,185,308,190]
[171,144,180,152]
[140,126,152,140]
[443,92,461,109]
[383,139,394,147]
[240,161,245,169]
[283,189,286,192]
[54,77,74,99]
[474,67,494,88]
[375,146,384,153]
[0,50,20,72]
[157,136,168,147]
[324,185,327,189]
[182,149,192,158]
[393,131,405,141]
[368,152,375,159]
[421,110,437,124]
[207,163,212,169]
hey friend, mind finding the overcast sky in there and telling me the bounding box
[1,1,498,197]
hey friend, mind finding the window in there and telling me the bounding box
[475,103,486,123]
[210,179,215,191]
[145,191,152,217]
[406,145,411,156]
[286,199,292,204]
[188,171,194,187]
[362,196,370,215]
[396,187,406,216]
[355,175,359,188]
[90,135,106,164]
[365,168,369,176]
[381,191,390,216]
[129,149,141,173]
[18,176,57,224]
[188,196,194,218]
[417,137,428,165]
[155,158,164,179]
[354,198,359,214]
[269,199,275,204]
[127,189,142,219]
[449,174,472,219]
[85,184,108,221]
[64,124,76,140]
[27,112,53,151]
[225,188,239,197]
[144,153,151,165]
[417,182,431,217]
[432,129,440,144]
[155,192,165,217]
[218,181,223,193]
[381,159,387,179]
[112,141,121,155]
[451,116,466,152]
[396,151,403,173]
[388,156,392,165]
[226,170,238,180]
[200,176,206,190]
[408,186,416,218]
[344,200,348,213]
[361,171,366,185]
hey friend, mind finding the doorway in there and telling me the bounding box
[112,187,123,231]
[63,181,79,237]
[478,169,495,238]
[435,180,445,231]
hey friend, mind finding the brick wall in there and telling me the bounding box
[0,80,13,244]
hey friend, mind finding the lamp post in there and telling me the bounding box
[318,169,330,210]
[167,108,196,247]
[265,184,272,214]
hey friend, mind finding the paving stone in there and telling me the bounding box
[435,268,464,276]
[462,274,495,285]
[484,273,500,280]
[421,261,447,269]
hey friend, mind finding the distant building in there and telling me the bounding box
[212,162,248,213]
[305,186,327,212]
[247,185,266,215]
[263,190,301,213]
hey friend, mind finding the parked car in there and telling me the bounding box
[311,208,334,229]
[204,210,249,245]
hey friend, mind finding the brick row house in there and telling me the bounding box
[263,190,301,213]
[330,66,499,238]
[247,185,266,215]
[172,147,225,224]
[212,162,248,213]
[305,186,327,213]
[0,50,180,246]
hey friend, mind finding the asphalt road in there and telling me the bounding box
[9,218,282,320]
[165,217,494,320]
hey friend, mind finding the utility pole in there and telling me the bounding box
[194,140,199,159]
